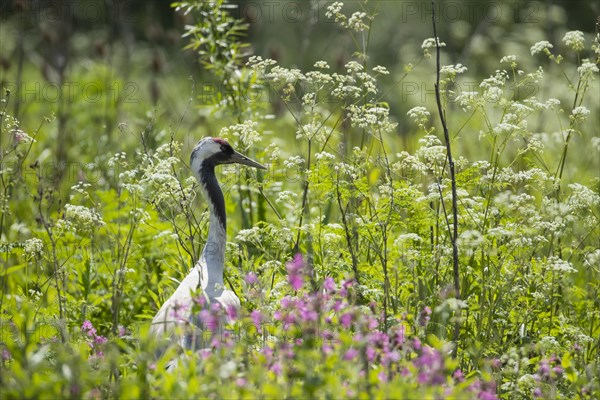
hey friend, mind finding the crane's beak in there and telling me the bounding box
[229,151,266,169]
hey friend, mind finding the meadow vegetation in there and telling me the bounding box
[0,0,598,398]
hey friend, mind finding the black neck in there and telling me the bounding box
[199,163,226,229]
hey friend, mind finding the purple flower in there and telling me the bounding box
[199,310,219,331]
[367,317,378,330]
[366,346,376,362]
[478,390,498,400]
[245,272,258,285]
[270,361,282,375]
[199,349,212,359]
[280,296,293,308]
[82,320,97,337]
[226,304,238,320]
[340,313,353,328]
[94,335,108,345]
[118,325,126,338]
[538,359,551,378]
[82,320,93,332]
[194,294,207,308]
[250,310,263,330]
[419,306,432,326]
[323,277,336,292]
[413,338,421,350]
[343,348,359,361]
[286,254,305,290]
[2,348,11,361]
[453,369,465,382]
[235,377,247,387]
[533,388,542,398]
[288,274,304,290]
[332,300,343,312]
[169,301,189,321]
[300,308,318,322]
[393,324,406,346]
[382,350,400,365]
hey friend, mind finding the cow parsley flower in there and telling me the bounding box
[23,238,43,258]
[577,59,599,78]
[63,204,105,235]
[407,106,430,127]
[275,190,298,205]
[440,63,467,77]
[562,30,585,51]
[325,2,345,22]
[530,41,553,55]
[219,120,261,150]
[500,55,517,64]
[570,106,590,123]
[421,37,446,50]
[348,11,369,32]
[372,65,389,75]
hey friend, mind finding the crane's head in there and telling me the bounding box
[190,137,266,175]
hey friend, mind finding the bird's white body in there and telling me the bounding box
[150,137,264,352]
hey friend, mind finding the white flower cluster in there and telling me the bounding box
[416,135,446,171]
[219,120,261,150]
[372,65,389,75]
[283,156,305,169]
[275,190,298,205]
[500,55,517,64]
[592,137,600,152]
[440,64,467,81]
[421,37,446,58]
[62,204,105,235]
[235,227,261,242]
[455,91,481,111]
[246,56,277,71]
[421,37,446,50]
[12,129,35,144]
[70,182,92,194]
[23,238,44,258]
[577,59,599,78]
[139,155,186,204]
[479,69,510,103]
[334,162,358,180]
[393,152,427,178]
[266,65,305,85]
[347,11,368,32]
[347,104,395,131]
[326,2,369,32]
[523,97,560,111]
[570,106,590,123]
[568,183,600,211]
[530,40,553,55]
[107,151,127,168]
[314,151,336,162]
[562,30,585,52]
[406,106,431,130]
[546,256,576,274]
[309,61,328,71]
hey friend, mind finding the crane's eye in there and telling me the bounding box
[220,143,234,156]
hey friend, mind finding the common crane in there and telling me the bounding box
[150,137,265,351]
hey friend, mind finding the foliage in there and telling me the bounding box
[1,0,599,398]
